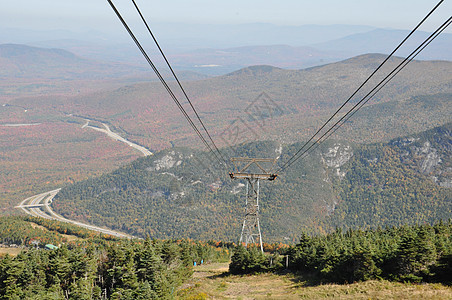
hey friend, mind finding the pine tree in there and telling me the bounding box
[229,245,247,274]
[414,225,437,278]
[349,246,380,282]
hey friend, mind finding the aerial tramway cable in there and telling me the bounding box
[130,0,229,167]
[279,15,452,172]
[106,0,227,170]
[108,0,448,177]
[277,0,446,173]
[303,16,452,158]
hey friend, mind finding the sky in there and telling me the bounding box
[0,0,451,34]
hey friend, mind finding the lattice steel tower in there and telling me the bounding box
[229,158,277,252]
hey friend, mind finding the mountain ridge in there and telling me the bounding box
[313,29,452,61]
[6,52,451,151]
[0,43,143,79]
[2,50,450,217]
[0,43,209,81]
[52,123,452,242]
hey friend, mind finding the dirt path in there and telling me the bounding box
[178,262,299,299]
[178,262,452,299]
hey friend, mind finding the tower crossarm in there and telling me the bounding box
[229,157,278,181]
[229,172,277,180]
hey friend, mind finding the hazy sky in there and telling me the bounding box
[1,0,451,33]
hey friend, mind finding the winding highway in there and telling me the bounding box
[16,189,133,238]
[82,120,153,156]
[14,119,152,239]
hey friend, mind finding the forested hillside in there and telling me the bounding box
[2,53,450,215]
[0,216,230,299]
[53,123,452,242]
[327,123,451,229]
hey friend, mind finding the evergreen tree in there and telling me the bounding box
[229,245,248,274]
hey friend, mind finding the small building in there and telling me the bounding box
[45,244,58,250]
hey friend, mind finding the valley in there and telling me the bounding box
[50,123,451,241]
[1,44,451,238]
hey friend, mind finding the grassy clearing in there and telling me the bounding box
[178,262,452,299]
[295,280,452,300]
[0,247,24,257]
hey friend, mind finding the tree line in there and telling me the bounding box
[0,217,231,299]
[230,220,452,285]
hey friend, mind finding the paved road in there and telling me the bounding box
[1,123,41,127]
[16,189,133,239]
[17,189,60,219]
[14,118,148,239]
[84,121,153,156]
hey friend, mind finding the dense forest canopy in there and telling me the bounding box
[53,123,451,241]
[0,216,230,299]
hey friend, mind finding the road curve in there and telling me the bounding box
[84,121,153,156]
[15,118,148,239]
[16,189,133,239]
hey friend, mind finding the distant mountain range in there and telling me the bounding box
[164,29,452,75]
[2,24,450,76]
[0,43,210,81]
[313,28,452,61]
[1,23,375,49]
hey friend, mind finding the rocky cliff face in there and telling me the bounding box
[321,142,353,178]
[147,151,184,171]
[391,123,452,188]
